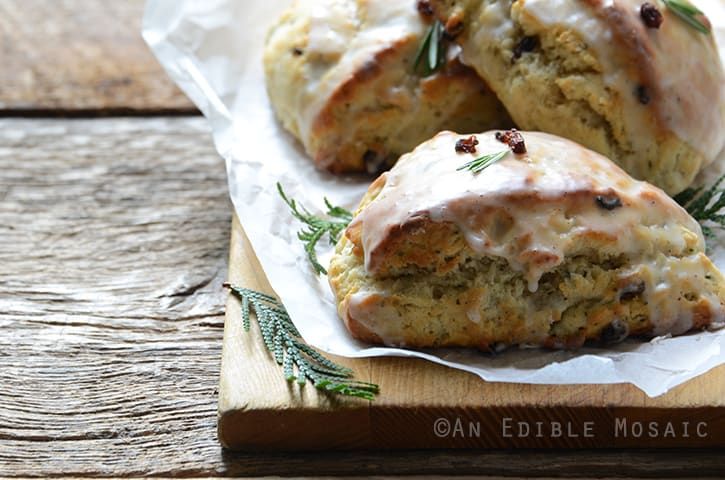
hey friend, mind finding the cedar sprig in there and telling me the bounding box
[674,173,725,239]
[413,19,447,75]
[224,283,380,400]
[457,150,509,174]
[277,182,352,275]
[663,0,710,34]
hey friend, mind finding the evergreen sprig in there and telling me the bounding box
[674,173,725,240]
[664,0,710,34]
[457,150,509,174]
[278,182,352,275]
[224,283,380,400]
[413,19,447,75]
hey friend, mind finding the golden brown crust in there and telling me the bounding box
[263,0,514,174]
[427,0,725,195]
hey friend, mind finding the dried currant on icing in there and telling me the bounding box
[417,0,434,17]
[495,129,527,154]
[640,3,664,29]
[455,135,479,154]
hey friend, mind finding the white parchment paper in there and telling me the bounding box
[144,0,725,397]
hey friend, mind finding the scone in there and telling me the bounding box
[263,0,513,174]
[426,0,725,195]
[328,130,725,350]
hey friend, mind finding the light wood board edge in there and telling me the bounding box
[218,215,372,450]
[218,215,725,450]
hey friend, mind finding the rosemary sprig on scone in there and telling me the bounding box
[457,150,509,174]
[674,173,725,239]
[224,283,380,400]
[278,182,352,275]
[413,19,447,75]
[664,0,710,34]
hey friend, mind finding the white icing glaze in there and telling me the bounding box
[516,0,725,166]
[307,2,357,57]
[464,1,516,67]
[297,0,426,145]
[632,253,725,335]
[349,130,709,332]
[347,290,409,346]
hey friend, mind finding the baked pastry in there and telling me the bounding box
[328,130,725,350]
[426,0,725,195]
[263,0,512,174]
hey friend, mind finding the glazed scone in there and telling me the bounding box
[426,0,725,195]
[263,0,513,174]
[328,130,725,350]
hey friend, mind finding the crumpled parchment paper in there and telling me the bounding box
[143,0,725,397]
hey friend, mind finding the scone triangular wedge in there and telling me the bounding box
[263,0,513,174]
[329,130,725,350]
[426,0,725,195]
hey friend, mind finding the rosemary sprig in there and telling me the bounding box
[277,182,352,275]
[664,0,710,34]
[224,283,380,400]
[413,19,447,75]
[456,150,509,174]
[674,173,725,239]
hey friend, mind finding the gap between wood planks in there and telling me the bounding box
[2,119,724,477]
[0,108,199,118]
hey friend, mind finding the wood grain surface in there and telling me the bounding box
[0,118,229,476]
[1,118,724,477]
[0,0,195,113]
[220,215,725,452]
[1,0,723,477]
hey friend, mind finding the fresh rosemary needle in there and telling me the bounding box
[457,150,509,174]
[223,283,380,400]
[277,182,352,275]
[413,19,447,75]
[663,0,710,34]
[674,173,725,240]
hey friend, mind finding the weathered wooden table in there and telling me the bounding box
[2,1,724,477]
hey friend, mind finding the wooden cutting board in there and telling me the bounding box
[218,215,725,450]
